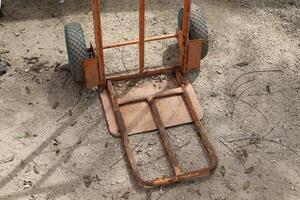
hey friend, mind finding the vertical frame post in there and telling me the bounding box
[139,0,145,73]
[93,0,106,86]
[180,0,191,73]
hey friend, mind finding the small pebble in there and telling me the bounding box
[217,70,223,74]
[236,61,249,67]
[52,101,60,109]
[25,86,31,94]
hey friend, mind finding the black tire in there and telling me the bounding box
[178,4,209,59]
[65,22,88,82]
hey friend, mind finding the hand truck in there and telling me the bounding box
[65,0,218,188]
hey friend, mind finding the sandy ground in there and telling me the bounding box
[0,0,299,199]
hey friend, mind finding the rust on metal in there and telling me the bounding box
[180,0,191,73]
[187,39,203,70]
[176,72,218,170]
[84,58,99,89]
[105,78,218,188]
[107,80,145,186]
[177,29,184,53]
[148,97,182,176]
[107,65,178,82]
[117,87,183,105]
[85,0,218,188]
[103,34,177,49]
[139,0,145,73]
[92,0,105,86]
[100,79,204,136]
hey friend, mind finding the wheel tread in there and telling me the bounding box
[65,23,88,82]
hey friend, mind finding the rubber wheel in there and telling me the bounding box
[178,4,208,83]
[178,4,209,59]
[65,22,88,82]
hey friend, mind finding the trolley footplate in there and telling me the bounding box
[100,72,218,188]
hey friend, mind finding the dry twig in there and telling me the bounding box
[219,139,246,169]
[141,141,191,166]
[230,69,284,92]
[229,137,297,155]
[231,78,255,95]
[110,137,144,168]
[225,93,268,121]
[231,85,256,119]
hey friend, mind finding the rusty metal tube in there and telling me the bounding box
[148,97,182,176]
[106,76,218,188]
[181,0,191,73]
[107,65,178,82]
[176,72,218,168]
[117,87,183,105]
[103,34,177,49]
[139,0,145,73]
[92,0,105,85]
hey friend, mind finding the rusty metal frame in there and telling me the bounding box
[88,0,218,188]
[91,0,193,85]
[106,73,218,188]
